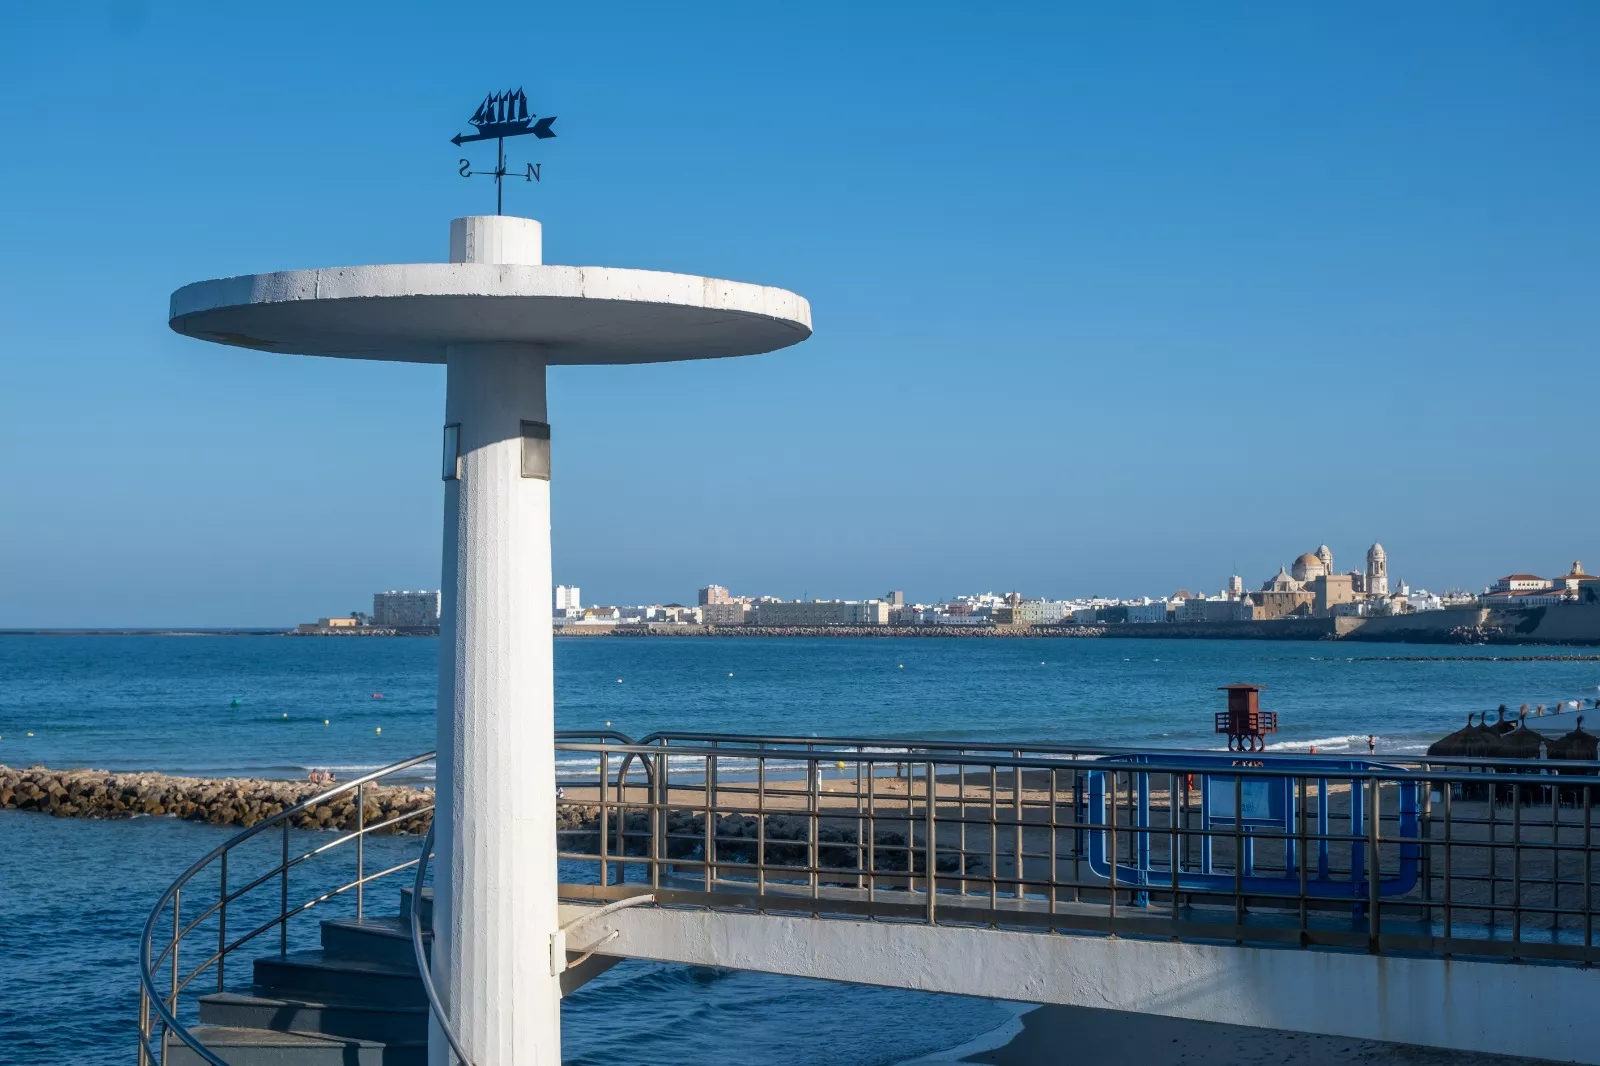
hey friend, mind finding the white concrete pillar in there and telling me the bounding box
[434,216,558,1065]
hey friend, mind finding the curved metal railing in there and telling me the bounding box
[411,822,475,1066]
[137,731,638,1066]
[137,750,438,1065]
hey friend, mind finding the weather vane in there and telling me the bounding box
[453,89,557,215]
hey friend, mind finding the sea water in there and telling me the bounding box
[3,634,1598,1064]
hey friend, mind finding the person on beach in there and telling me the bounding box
[1367,735,1376,755]
[307,768,323,785]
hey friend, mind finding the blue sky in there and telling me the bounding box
[1,2,1596,626]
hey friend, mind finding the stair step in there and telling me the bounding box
[322,916,431,968]
[254,951,427,1007]
[165,1025,416,1066]
[398,885,432,927]
[199,990,428,1045]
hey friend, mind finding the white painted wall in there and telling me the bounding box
[434,217,559,1066]
[574,906,1598,1064]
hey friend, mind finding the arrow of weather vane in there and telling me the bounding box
[453,89,557,214]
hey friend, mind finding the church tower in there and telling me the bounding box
[1366,543,1389,597]
[1316,544,1334,576]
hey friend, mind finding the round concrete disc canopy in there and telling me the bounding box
[169,253,811,366]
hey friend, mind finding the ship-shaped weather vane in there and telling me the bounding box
[453,88,556,215]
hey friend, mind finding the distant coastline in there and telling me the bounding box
[555,604,1600,646]
[0,628,286,637]
[10,604,1600,647]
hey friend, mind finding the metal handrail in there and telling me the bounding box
[139,726,1600,1064]
[633,729,1600,771]
[411,823,475,1066]
[555,734,1600,965]
[137,751,438,1066]
[571,737,1598,786]
[136,732,636,1065]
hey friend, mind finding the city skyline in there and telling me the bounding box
[2,5,1597,627]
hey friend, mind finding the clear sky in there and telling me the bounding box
[1,2,1596,626]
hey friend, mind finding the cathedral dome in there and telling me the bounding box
[1291,552,1328,582]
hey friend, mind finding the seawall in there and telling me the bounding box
[557,605,1600,646]
[556,624,1108,638]
[555,620,1339,640]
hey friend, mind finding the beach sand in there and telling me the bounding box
[961,1005,1551,1065]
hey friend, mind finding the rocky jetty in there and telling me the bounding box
[0,765,433,832]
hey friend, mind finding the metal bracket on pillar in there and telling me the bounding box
[553,894,655,974]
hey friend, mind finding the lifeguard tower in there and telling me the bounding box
[1216,682,1277,751]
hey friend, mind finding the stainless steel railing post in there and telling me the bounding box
[356,780,366,921]
[163,888,180,1066]
[1367,776,1381,953]
[280,822,290,956]
[217,851,228,993]
[926,759,938,924]
[138,984,151,1066]
[598,749,610,886]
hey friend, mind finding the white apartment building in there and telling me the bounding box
[702,602,749,625]
[754,600,890,626]
[1124,602,1169,624]
[372,590,440,627]
[555,585,582,611]
[1015,599,1071,624]
[1492,574,1551,593]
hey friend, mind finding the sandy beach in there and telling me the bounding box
[963,1005,1553,1065]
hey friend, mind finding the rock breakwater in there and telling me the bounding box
[0,765,434,832]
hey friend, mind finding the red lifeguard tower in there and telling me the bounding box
[1217,683,1278,751]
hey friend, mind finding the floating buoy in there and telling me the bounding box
[835,760,846,769]
[616,678,623,684]
[898,664,904,669]
[375,727,382,734]
[605,721,611,727]
[728,672,734,677]
[282,713,288,719]
[371,692,383,700]
[26,732,34,737]
[324,719,330,726]
[230,698,240,708]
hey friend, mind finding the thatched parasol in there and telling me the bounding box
[1489,705,1518,736]
[1489,714,1548,761]
[1429,712,1498,759]
[1548,716,1599,763]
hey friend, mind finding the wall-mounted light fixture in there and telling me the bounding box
[442,423,461,481]
[521,420,551,480]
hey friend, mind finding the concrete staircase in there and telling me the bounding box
[168,887,615,1065]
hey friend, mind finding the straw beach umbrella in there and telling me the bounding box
[1548,717,1598,802]
[1490,714,1550,803]
[1490,706,1518,736]
[1548,717,1598,763]
[1428,713,1497,759]
[1491,715,1548,760]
